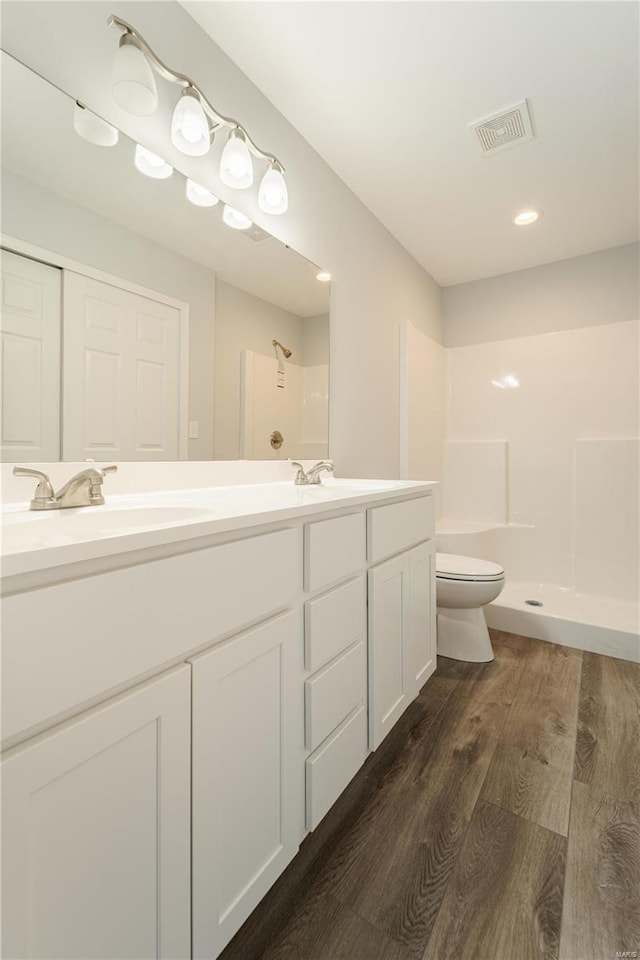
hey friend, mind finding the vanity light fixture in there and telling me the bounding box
[316,272,331,282]
[186,179,219,207]
[73,102,119,146]
[220,129,254,189]
[108,15,288,213]
[513,209,541,226]
[171,88,210,157]
[134,144,173,179]
[222,204,253,230]
[259,162,288,215]
[112,32,158,116]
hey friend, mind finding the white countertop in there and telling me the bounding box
[1,478,435,581]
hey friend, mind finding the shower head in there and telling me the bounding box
[272,339,292,359]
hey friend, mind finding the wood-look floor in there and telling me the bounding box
[220,632,640,960]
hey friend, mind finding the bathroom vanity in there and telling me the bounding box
[1,474,437,960]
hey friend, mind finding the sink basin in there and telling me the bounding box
[2,504,212,551]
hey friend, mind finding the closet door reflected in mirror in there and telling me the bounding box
[0,250,61,462]
[63,273,184,461]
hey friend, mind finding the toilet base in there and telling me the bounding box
[436,606,495,662]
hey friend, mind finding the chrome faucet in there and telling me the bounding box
[13,465,118,510]
[289,460,334,485]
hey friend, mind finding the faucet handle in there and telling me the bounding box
[13,466,56,506]
[288,460,308,484]
[87,465,117,502]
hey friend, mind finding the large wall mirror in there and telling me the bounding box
[0,51,330,462]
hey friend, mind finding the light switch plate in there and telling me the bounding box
[188,421,199,439]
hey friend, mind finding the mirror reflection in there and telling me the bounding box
[0,51,330,462]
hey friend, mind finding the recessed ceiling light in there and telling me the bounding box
[316,272,331,282]
[514,210,542,226]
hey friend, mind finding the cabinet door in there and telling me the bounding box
[368,553,411,750]
[1,665,191,960]
[191,611,304,960]
[408,539,437,696]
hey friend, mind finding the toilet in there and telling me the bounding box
[435,553,505,662]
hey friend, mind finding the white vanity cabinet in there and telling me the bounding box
[368,498,437,750]
[190,610,304,960]
[1,665,191,960]
[0,478,437,960]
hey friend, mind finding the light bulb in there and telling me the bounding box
[171,90,210,157]
[134,144,173,179]
[186,179,219,207]
[219,130,253,189]
[73,102,119,147]
[316,272,331,282]
[222,205,252,230]
[112,36,158,116]
[258,164,288,215]
[514,210,542,226]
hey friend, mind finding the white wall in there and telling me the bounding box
[2,170,215,460]
[301,315,330,367]
[444,245,639,602]
[400,321,448,513]
[0,0,444,479]
[443,243,638,347]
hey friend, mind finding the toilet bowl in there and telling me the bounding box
[436,552,505,662]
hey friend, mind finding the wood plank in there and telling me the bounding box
[490,629,537,656]
[424,800,566,960]
[426,632,530,745]
[261,891,413,960]
[559,780,640,960]
[501,639,582,771]
[575,653,640,802]
[318,642,529,955]
[480,741,572,836]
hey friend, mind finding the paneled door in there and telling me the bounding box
[368,541,437,750]
[368,553,411,750]
[62,272,182,460]
[0,249,61,461]
[408,539,437,694]
[1,665,191,960]
[190,611,304,960]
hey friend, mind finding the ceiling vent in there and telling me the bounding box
[241,223,273,243]
[470,99,535,155]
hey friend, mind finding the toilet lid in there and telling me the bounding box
[436,552,504,582]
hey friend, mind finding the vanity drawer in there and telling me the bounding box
[306,706,368,831]
[304,512,365,593]
[368,496,434,563]
[305,641,366,752]
[2,527,300,743]
[305,576,365,673]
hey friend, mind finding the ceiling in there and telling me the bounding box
[182,1,639,286]
[0,51,329,318]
